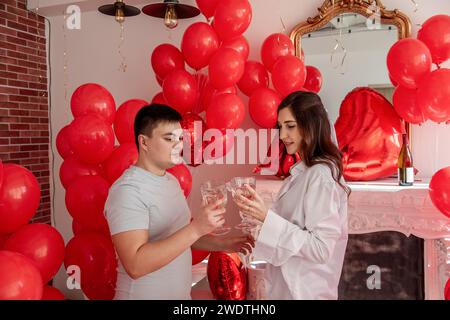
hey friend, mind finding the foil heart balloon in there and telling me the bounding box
[207,252,247,300]
[335,87,403,181]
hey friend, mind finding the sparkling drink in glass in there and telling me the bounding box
[200,180,231,236]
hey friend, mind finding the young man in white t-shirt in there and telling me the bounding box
[104,104,253,299]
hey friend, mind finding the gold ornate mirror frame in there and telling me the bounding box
[289,0,413,139]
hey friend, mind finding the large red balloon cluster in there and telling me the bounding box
[388,15,450,124]
[0,160,66,300]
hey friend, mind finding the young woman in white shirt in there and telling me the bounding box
[235,90,351,300]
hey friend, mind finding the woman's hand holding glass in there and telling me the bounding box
[234,184,269,223]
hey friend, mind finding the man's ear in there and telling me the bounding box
[138,134,150,151]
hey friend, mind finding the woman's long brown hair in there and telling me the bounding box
[278,91,351,197]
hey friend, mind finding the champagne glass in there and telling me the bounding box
[227,177,260,230]
[200,180,231,236]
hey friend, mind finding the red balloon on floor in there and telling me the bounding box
[0,250,43,300]
[114,99,148,144]
[65,175,110,228]
[0,164,41,234]
[71,83,116,124]
[102,143,138,184]
[167,164,192,197]
[4,223,65,284]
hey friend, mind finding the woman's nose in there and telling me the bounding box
[279,127,287,141]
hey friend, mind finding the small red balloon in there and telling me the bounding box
[196,0,219,19]
[163,70,198,115]
[249,87,281,128]
[60,156,102,189]
[68,115,115,164]
[102,143,138,184]
[151,43,185,79]
[261,33,295,71]
[0,164,41,234]
[237,60,269,97]
[272,55,306,98]
[181,22,220,70]
[304,65,323,93]
[206,93,245,130]
[0,250,43,300]
[4,223,65,284]
[392,86,427,124]
[213,0,252,41]
[65,175,110,228]
[387,38,432,89]
[41,286,65,300]
[167,164,192,197]
[114,99,148,144]
[417,15,450,66]
[208,48,245,89]
[221,35,250,61]
[71,83,116,124]
[429,166,450,219]
[56,125,74,159]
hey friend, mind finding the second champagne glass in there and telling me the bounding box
[200,180,231,236]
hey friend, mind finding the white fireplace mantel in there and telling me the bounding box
[256,176,450,300]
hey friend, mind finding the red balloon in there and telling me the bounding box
[206,93,245,130]
[392,86,427,124]
[114,99,148,144]
[237,60,269,96]
[209,48,245,89]
[102,143,138,184]
[65,175,110,228]
[387,38,432,89]
[156,74,164,87]
[281,154,295,176]
[167,164,192,197]
[207,252,247,300]
[68,115,115,164]
[163,70,198,115]
[417,68,450,123]
[192,248,209,265]
[335,87,403,181]
[196,0,218,20]
[71,83,116,124]
[272,55,306,98]
[72,219,110,236]
[204,129,235,161]
[304,66,323,93]
[417,15,450,66]
[152,92,167,105]
[221,35,250,61]
[64,233,117,300]
[42,286,65,300]
[213,0,252,41]
[56,125,74,159]
[0,250,43,300]
[60,156,102,189]
[261,33,295,71]
[181,22,220,70]
[151,44,185,79]
[4,223,65,284]
[0,164,41,234]
[389,73,399,87]
[199,81,237,113]
[429,166,450,218]
[249,87,281,128]
[0,233,9,250]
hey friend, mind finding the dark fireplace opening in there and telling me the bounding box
[338,231,425,300]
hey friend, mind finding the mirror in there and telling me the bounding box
[290,0,412,181]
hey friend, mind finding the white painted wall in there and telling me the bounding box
[37,0,450,298]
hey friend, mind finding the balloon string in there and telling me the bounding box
[118,23,127,72]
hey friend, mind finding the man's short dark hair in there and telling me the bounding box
[134,104,182,150]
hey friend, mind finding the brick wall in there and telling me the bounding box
[0,0,51,225]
